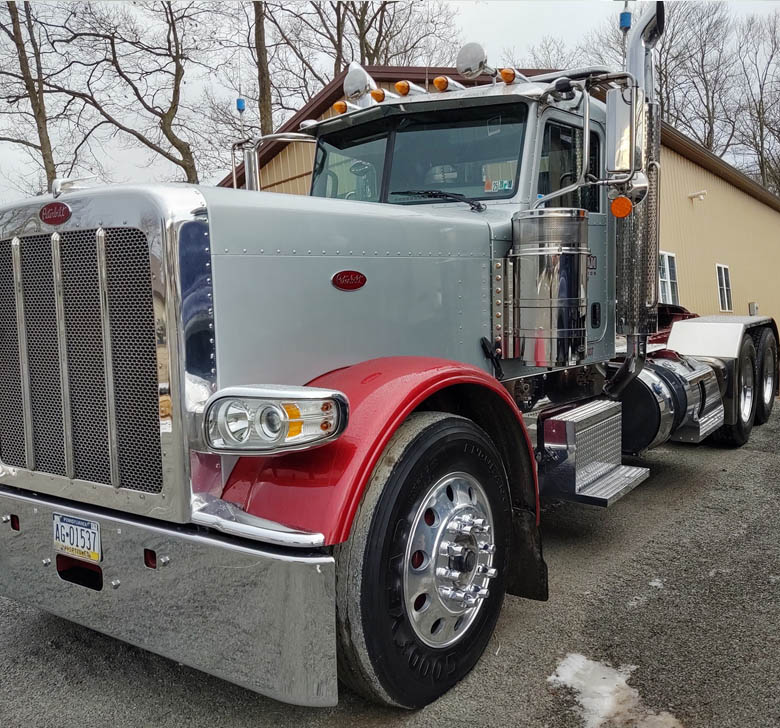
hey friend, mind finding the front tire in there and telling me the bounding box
[754,328,777,425]
[335,412,511,708]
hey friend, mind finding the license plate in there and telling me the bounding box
[53,513,101,563]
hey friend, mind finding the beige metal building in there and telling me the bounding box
[220,65,780,322]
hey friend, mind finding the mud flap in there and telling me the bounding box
[506,506,549,601]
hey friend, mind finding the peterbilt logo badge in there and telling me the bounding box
[39,202,71,225]
[331,270,367,291]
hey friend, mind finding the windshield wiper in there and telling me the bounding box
[392,189,487,212]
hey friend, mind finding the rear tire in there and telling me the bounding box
[713,334,757,447]
[754,328,777,425]
[335,412,511,708]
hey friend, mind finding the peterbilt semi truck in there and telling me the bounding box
[0,1,776,710]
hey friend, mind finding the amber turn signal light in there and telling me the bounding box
[499,68,516,84]
[610,195,633,218]
[433,76,449,92]
[395,80,410,96]
[332,100,348,114]
[370,88,386,102]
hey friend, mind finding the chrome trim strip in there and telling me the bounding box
[191,494,326,547]
[96,227,120,488]
[51,232,75,479]
[11,237,34,471]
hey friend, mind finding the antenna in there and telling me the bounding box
[236,48,246,139]
[620,1,632,63]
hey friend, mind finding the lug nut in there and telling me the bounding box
[479,542,496,554]
[440,542,466,557]
[439,586,467,603]
[436,567,463,581]
[477,565,498,579]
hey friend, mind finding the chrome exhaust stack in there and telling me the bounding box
[604,1,664,399]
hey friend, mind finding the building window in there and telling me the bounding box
[716,264,732,312]
[659,252,679,305]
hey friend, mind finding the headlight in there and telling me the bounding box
[204,385,348,454]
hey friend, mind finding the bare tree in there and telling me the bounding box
[43,1,221,183]
[734,11,780,192]
[502,36,578,71]
[579,2,738,156]
[0,1,106,194]
[264,1,460,104]
[253,1,272,135]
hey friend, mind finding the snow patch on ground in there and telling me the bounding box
[548,653,683,728]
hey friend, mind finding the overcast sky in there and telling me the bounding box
[1,0,779,205]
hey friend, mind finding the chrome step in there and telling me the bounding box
[561,464,649,507]
[538,398,650,507]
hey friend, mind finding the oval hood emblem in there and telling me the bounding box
[332,270,367,291]
[39,201,72,226]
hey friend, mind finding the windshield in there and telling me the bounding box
[311,103,527,205]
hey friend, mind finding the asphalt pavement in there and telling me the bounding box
[1,409,778,728]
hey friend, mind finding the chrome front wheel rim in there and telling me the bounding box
[740,360,755,423]
[403,472,496,649]
[763,346,775,407]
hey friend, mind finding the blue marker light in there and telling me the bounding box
[236,97,246,113]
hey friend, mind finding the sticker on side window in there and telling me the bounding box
[484,179,513,193]
[487,116,502,136]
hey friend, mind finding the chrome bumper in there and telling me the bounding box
[0,485,337,707]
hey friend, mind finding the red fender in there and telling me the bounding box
[221,356,538,545]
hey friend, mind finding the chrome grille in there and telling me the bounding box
[105,229,163,493]
[0,244,25,468]
[21,235,66,475]
[0,228,163,494]
[60,230,111,485]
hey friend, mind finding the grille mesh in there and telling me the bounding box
[20,235,66,475]
[0,228,163,494]
[60,231,111,484]
[0,241,25,467]
[104,228,163,494]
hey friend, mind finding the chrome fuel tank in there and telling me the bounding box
[505,208,589,367]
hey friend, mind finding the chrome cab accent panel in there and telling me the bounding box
[0,485,337,706]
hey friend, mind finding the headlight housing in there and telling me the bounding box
[204,385,348,454]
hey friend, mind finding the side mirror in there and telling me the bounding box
[605,86,644,175]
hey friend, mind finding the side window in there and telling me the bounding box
[311,134,387,202]
[538,121,600,212]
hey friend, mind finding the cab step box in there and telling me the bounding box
[536,399,649,507]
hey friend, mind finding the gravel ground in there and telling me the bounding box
[1,409,778,728]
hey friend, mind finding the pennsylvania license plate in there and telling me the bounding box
[53,513,102,563]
